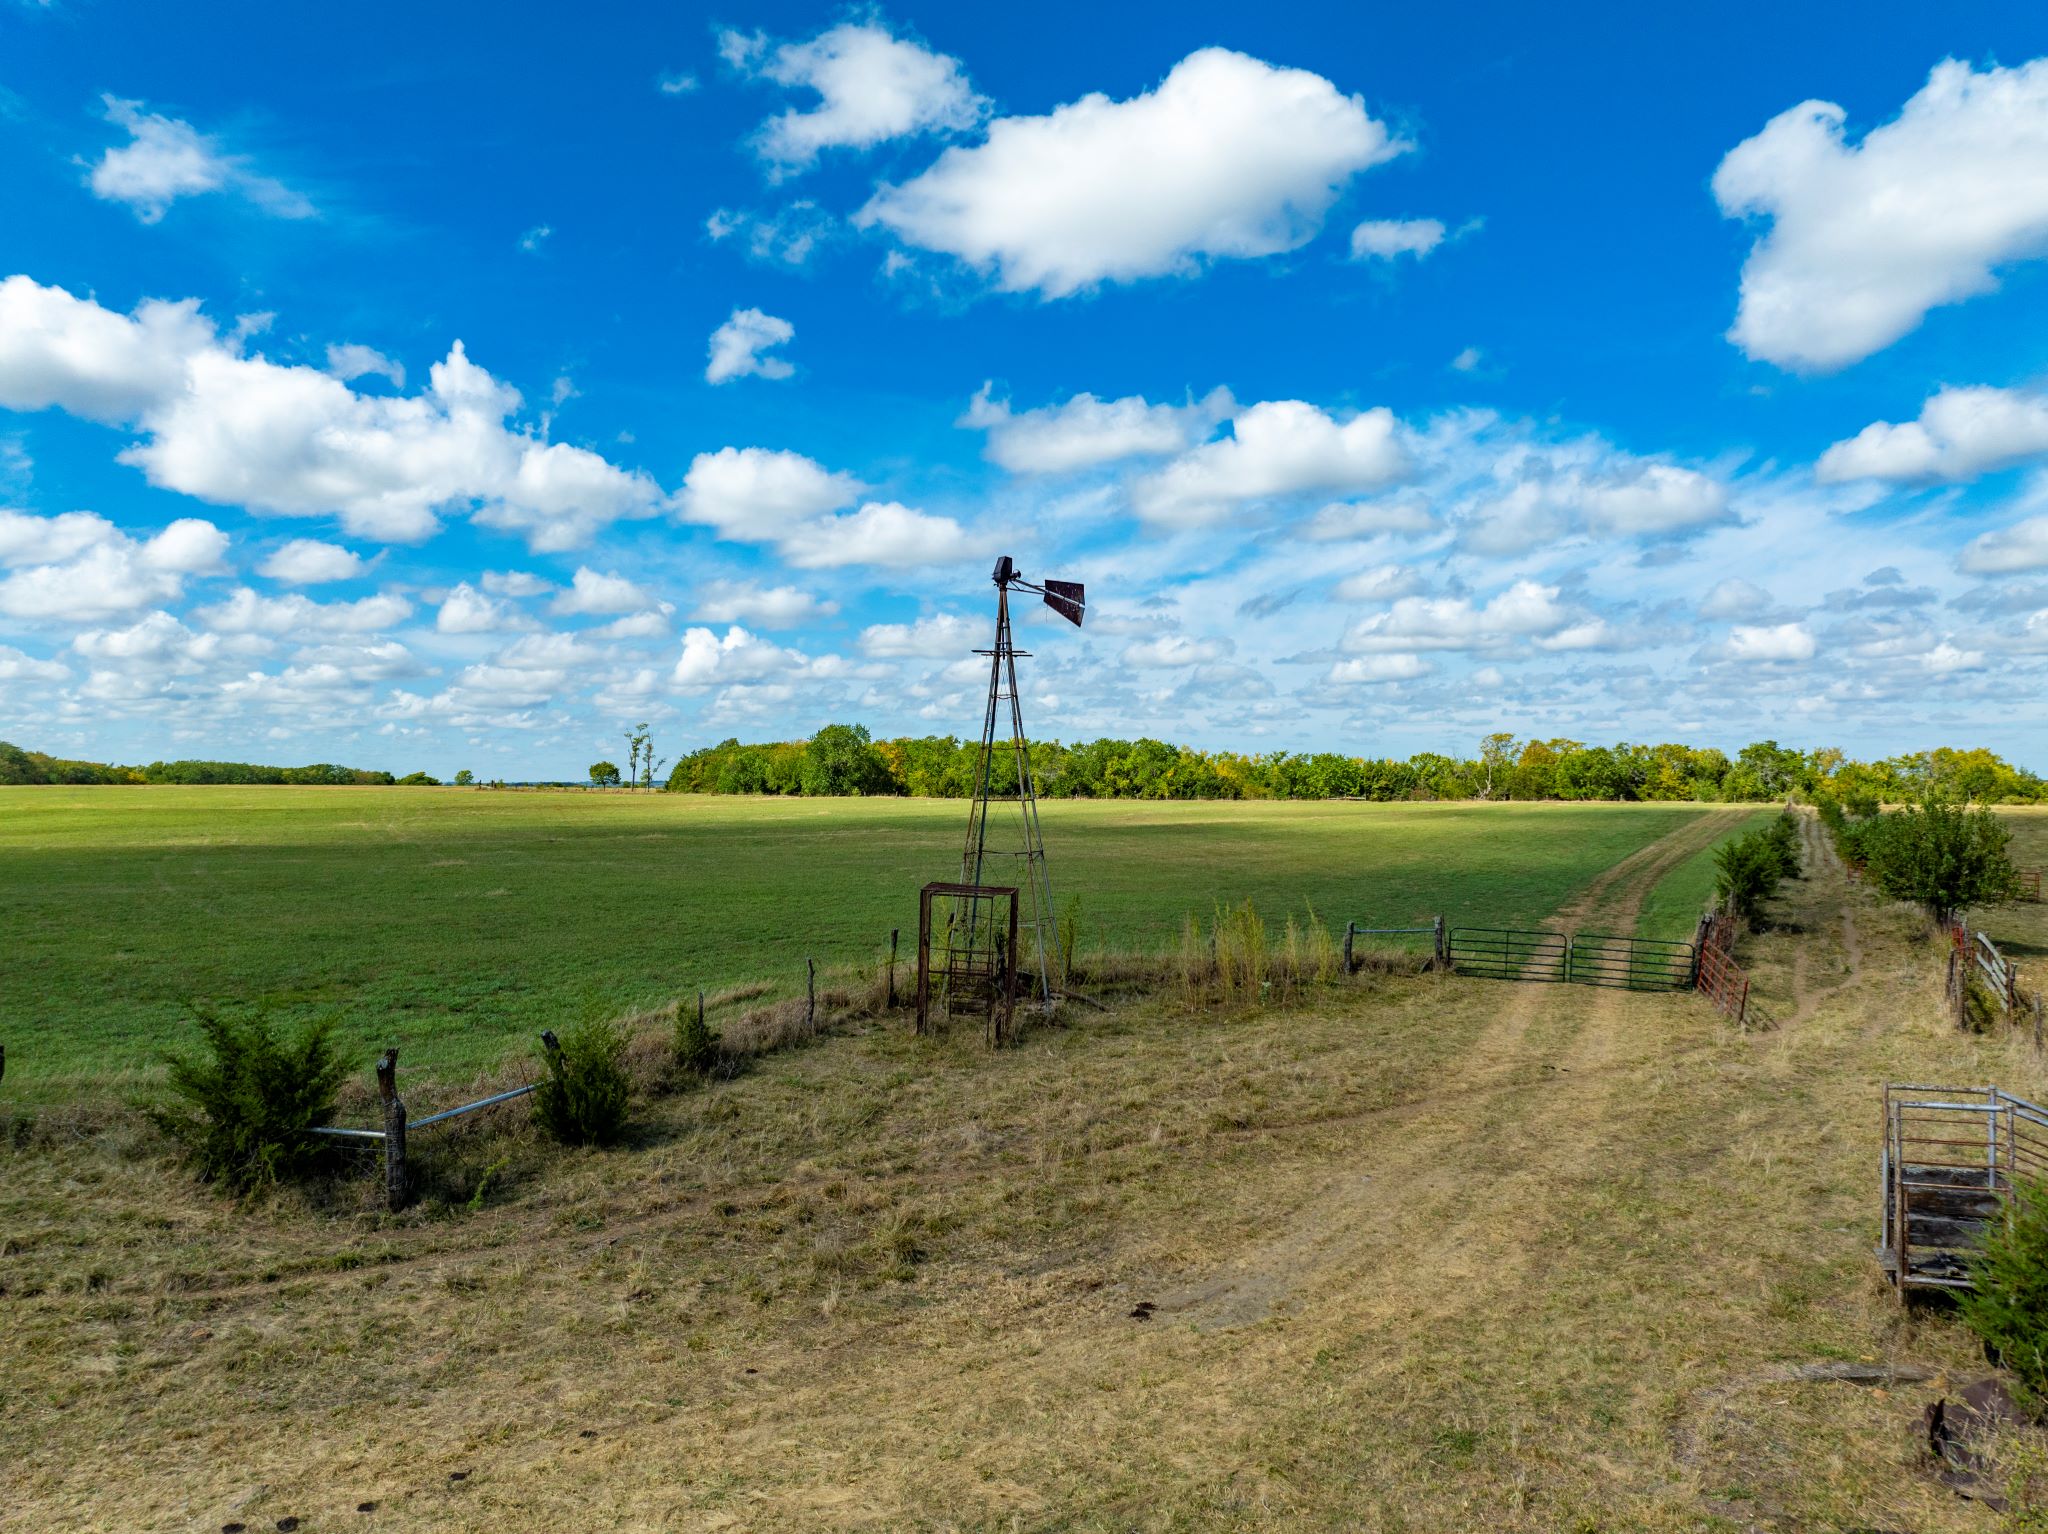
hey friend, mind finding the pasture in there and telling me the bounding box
[7,806,2047,1530]
[2,787,1717,1101]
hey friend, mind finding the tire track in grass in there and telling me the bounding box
[1139,810,1745,1328]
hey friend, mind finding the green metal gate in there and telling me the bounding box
[1567,932,1697,991]
[1446,927,1568,982]
[1448,928,1695,992]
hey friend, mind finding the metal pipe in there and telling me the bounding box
[409,1083,538,1129]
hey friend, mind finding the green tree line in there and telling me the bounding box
[0,740,417,787]
[666,729,2048,805]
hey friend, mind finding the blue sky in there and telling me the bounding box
[3,1,2048,778]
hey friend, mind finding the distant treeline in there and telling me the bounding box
[665,726,2048,805]
[0,741,433,787]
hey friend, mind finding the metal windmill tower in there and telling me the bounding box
[961,555,1085,1006]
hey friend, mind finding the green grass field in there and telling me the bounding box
[1,788,1718,1101]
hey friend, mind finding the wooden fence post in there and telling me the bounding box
[1433,915,1447,970]
[1343,922,1355,975]
[375,1048,408,1213]
[887,928,899,1009]
[806,958,816,1029]
[0,1041,6,1087]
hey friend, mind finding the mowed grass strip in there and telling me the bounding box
[0,788,1709,1100]
[1632,808,1770,944]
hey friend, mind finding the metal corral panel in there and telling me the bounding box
[1881,1083,2048,1293]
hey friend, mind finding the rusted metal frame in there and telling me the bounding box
[915,885,935,1036]
[916,880,1020,1043]
[1693,936,1751,1020]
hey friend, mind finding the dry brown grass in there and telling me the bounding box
[6,810,2045,1531]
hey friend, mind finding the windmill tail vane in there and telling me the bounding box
[961,555,1084,1007]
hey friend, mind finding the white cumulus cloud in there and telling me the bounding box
[1456,441,1732,556]
[0,508,118,566]
[0,277,662,549]
[690,579,837,627]
[1698,577,1774,621]
[728,20,986,172]
[1350,218,1445,260]
[675,446,859,538]
[197,587,412,636]
[1332,564,1423,602]
[89,95,312,223]
[961,383,1233,473]
[859,48,1407,297]
[0,277,212,422]
[325,344,404,389]
[258,538,367,585]
[1344,580,1605,654]
[435,583,526,634]
[1122,634,1233,667]
[0,513,226,622]
[551,566,657,616]
[1299,496,1441,542]
[0,643,68,682]
[706,307,795,384]
[1817,385,2048,483]
[1327,653,1433,683]
[1960,513,2048,575]
[1715,59,2048,371]
[672,624,810,690]
[1133,400,1411,527]
[859,612,979,657]
[481,569,552,598]
[780,501,987,569]
[1724,622,1818,662]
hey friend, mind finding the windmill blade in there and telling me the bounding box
[1041,579,1085,627]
